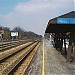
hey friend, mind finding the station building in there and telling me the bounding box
[45,11,75,63]
[44,33,50,40]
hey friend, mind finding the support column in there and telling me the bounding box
[74,46,75,62]
[55,33,58,50]
[73,32,75,62]
[66,45,72,63]
[66,32,72,63]
[63,31,75,63]
[57,33,60,51]
[60,36,63,53]
[54,37,56,48]
[63,34,67,55]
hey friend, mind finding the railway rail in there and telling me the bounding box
[0,41,26,52]
[0,40,40,75]
[0,40,35,52]
[0,40,30,45]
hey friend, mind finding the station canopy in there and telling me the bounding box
[45,11,75,33]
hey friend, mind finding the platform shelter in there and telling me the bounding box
[45,11,75,63]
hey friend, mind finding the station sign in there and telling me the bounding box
[11,32,18,36]
[57,18,75,24]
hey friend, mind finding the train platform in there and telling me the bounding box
[44,39,75,75]
[25,39,75,75]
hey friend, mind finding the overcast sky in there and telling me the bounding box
[0,0,74,35]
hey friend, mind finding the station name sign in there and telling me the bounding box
[57,18,75,24]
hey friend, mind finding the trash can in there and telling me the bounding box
[50,41,53,45]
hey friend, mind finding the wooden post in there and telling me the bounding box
[63,34,67,55]
[73,32,75,62]
[57,33,60,51]
[74,46,75,62]
[60,35,63,53]
[55,33,58,50]
[66,45,72,63]
[66,32,73,63]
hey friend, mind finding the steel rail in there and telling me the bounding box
[6,42,39,75]
[0,42,35,63]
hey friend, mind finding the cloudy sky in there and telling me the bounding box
[0,0,74,35]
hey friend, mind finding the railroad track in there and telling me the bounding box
[0,42,25,52]
[0,41,40,75]
[0,40,34,52]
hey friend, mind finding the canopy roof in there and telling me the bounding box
[45,11,75,33]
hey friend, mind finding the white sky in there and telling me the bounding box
[0,0,74,35]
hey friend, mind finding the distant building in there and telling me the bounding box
[0,29,10,41]
[44,33,50,40]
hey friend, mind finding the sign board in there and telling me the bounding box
[11,32,18,36]
[57,18,75,24]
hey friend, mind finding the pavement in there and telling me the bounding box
[25,42,42,75]
[25,39,75,75]
[44,39,75,75]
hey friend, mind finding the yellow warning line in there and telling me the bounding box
[42,39,45,75]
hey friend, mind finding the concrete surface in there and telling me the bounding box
[44,39,75,75]
[25,39,75,75]
[25,43,42,75]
